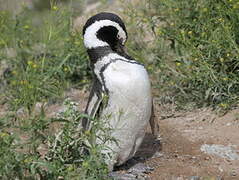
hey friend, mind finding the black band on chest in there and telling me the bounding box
[87,46,113,64]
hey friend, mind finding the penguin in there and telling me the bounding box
[82,12,159,171]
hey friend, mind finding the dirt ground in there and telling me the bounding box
[135,104,239,180]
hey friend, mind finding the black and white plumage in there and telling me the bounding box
[82,12,158,170]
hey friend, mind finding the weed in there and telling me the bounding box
[46,99,112,179]
[0,99,112,179]
[125,0,239,109]
[0,5,89,113]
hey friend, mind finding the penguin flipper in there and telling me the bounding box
[82,79,103,130]
[149,102,159,137]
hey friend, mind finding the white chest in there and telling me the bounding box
[104,60,151,104]
[101,60,152,129]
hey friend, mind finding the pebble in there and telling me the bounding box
[110,163,153,180]
[189,176,200,180]
[218,166,223,173]
[109,172,137,180]
[191,156,196,160]
[188,176,223,180]
[200,144,239,160]
[231,170,237,176]
[152,151,163,158]
[128,163,154,174]
[226,122,232,126]
[204,156,210,160]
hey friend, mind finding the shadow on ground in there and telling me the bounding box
[114,133,161,171]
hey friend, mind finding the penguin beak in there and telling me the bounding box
[115,38,126,54]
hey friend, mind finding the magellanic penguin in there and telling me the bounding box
[82,12,159,171]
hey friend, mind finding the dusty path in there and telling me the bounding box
[139,106,239,180]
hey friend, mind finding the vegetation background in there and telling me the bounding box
[0,0,238,179]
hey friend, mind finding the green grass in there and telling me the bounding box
[124,0,239,110]
[1,6,89,113]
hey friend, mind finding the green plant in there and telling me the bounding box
[0,2,113,179]
[125,0,239,109]
[0,4,89,114]
[0,130,27,179]
[0,99,113,179]
[46,99,112,179]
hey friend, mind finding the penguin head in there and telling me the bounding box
[83,12,127,52]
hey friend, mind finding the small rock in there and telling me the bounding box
[189,176,200,180]
[109,162,153,180]
[33,102,44,114]
[58,176,64,180]
[16,107,26,116]
[174,177,184,180]
[218,166,223,172]
[152,151,163,158]
[203,177,223,180]
[226,122,231,126]
[200,144,239,160]
[231,170,237,176]
[128,163,154,175]
[189,176,223,180]
[109,172,137,180]
[204,156,210,160]
[191,156,196,160]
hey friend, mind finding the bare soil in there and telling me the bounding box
[139,104,239,180]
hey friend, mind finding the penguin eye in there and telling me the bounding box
[117,34,124,44]
[119,37,124,44]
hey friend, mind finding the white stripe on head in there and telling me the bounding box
[83,20,127,49]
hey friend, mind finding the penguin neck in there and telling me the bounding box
[87,45,133,65]
[87,46,113,64]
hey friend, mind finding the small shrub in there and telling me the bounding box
[0,99,112,179]
[46,99,111,179]
[125,0,239,109]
